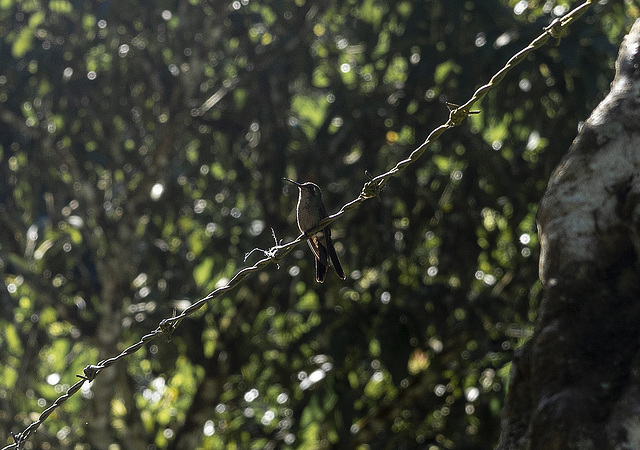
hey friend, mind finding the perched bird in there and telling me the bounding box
[284,178,346,283]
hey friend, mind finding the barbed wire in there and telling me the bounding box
[3,1,593,448]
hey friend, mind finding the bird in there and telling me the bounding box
[284,178,346,283]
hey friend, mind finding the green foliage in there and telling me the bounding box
[0,0,634,448]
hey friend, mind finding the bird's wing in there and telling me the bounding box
[309,234,329,283]
[307,232,328,264]
[325,229,346,280]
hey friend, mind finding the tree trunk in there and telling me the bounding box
[498,19,640,449]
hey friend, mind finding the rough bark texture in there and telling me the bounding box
[498,19,640,449]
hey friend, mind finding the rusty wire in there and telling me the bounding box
[3,1,593,448]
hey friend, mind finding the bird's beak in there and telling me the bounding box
[283,178,302,187]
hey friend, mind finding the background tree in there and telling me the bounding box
[499,18,640,449]
[0,0,634,448]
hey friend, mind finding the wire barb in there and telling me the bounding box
[544,18,564,41]
[445,102,481,127]
[159,309,178,341]
[362,170,386,202]
[80,364,101,381]
[361,179,383,199]
[244,228,283,268]
[265,228,284,268]
[10,432,22,447]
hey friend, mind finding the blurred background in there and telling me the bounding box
[0,0,636,448]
